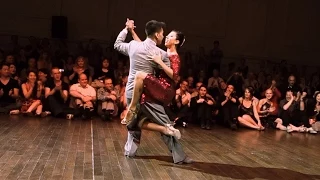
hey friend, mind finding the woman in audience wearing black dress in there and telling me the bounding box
[238,86,264,130]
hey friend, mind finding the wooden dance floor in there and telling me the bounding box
[0,115,319,180]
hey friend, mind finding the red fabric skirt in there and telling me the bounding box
[140,74,175,106]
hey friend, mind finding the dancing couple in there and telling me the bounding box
[114,18,193,164]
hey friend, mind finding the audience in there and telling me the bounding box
[0,35,318,136]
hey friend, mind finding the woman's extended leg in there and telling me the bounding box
[123,71,148,123]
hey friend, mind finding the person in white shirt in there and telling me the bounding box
[70,73,96,119]
[174,80,191,127]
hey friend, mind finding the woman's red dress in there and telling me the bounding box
[141,54,181,105]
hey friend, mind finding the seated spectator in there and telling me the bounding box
[63,55,74,84]
[238,86,264,130]
[0,63,21,114]
[173,75,181,89]
[258,89,286,130]
[207,69,226,101]
[116,74,128,110]
[4,54,15,64]
[92,57,115,88]
[45,67,74,119]
[187,76,195,94]
[20,57,38,82]
[219,84,239,130]
[113,60,125,83]
[37,52,52,70]
[97,77,118,121]
[261,79,281,100]
[243,72,258,93]
[16,48,27,73]
[20,71,44,116]
[227,72,244,98]
[304,91,319,133]
[174,80,191,127]
[38,68,49,84]
[280,90,310,133]
[68,56,92,85]
[191,82,204,98]
[9,63,20,84]
[116,75,128,122]
[70,73,96,119]
[280,75,301,98]
[196,70,207,84]
[191,85,215,129]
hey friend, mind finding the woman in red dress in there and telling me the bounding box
[122,29,185,127]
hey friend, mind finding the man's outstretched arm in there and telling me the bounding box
[114,28,130,56]
[114,18,136,55]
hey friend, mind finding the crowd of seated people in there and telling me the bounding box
[176,69,319,134]
[0,36,127,121]
[0,36,319,135]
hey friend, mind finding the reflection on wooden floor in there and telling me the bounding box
[0,115,319,180]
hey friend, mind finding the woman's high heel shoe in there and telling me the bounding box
[165,124,181,139]
[123,109,137,125]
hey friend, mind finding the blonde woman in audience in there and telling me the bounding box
[238,86,264,130]
[21,70,45,116]
[68,56,92,85]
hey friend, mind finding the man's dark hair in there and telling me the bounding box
[0,63,10,69]
[104,77,113,83]
[38,68,49,75]
[145,20,166,37]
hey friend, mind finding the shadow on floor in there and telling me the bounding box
[135,156,320,180]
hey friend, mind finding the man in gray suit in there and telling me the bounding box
[114,19,192,164]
